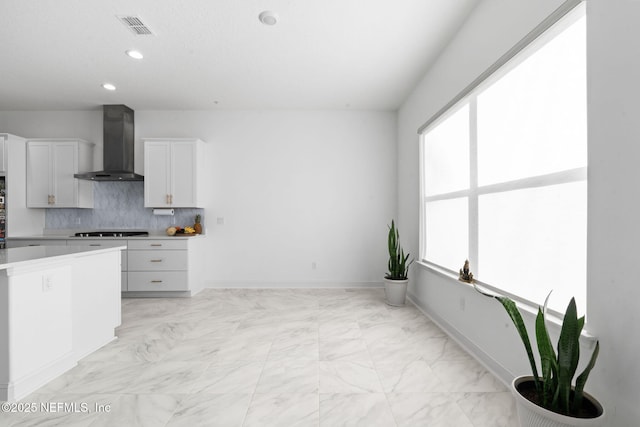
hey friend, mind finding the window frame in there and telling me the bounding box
[418,1,587,313]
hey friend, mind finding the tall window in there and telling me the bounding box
[419,5,586,313]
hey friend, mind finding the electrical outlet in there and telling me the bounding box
[42,275,53,292]
[216,217,225,225]
[311,262,317,270]
[459,296,466,311]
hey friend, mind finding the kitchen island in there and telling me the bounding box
[0,245,125,401]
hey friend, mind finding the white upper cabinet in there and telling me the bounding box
[143,138,204,208]
[26,139,94,208]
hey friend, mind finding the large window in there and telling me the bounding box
[419,5,586,313]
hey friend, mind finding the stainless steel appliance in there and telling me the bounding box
[73,231,149,238]
[74,105,143,181]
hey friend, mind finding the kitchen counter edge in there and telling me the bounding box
[8,233,207,240]
[0,245,126,271]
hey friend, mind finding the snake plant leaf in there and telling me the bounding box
[536,307,557,407]
[495,296,541,393]
[536,291,558,407]
[386,220,412,280]
[577,315,585,337]
[573,340,600,413]
[475,286,599,417]
[556,297,581,414]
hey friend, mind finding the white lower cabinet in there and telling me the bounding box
[127,271,189,291]
[7,236,205,296]
[127,239,190,292]
[128,250,188,271]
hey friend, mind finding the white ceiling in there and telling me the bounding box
[0,0,479,111]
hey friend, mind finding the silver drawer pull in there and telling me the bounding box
[28,244,41,246]
[150,259,163,262]
[150,244,162,247]
[89,244,101,246]
[150,280,163,283]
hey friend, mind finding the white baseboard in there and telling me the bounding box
[1,354,77,402]
[407,291,514,388]
[205,281,383,289]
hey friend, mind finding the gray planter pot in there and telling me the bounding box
[512,376,605,427]
[383,278,408,306]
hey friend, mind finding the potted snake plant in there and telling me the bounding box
[384,220,413,306]
[476,286,605,426]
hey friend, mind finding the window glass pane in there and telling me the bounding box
[424,104,470,196]
[477,15,586,186]
[425,198,468,270]
[478,181,587,312]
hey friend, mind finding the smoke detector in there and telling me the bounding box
[258,11,278,26]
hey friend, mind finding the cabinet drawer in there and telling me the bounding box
[8,239,68,247]
[67,239,125,248]
[127,272,189,291]
[128,250,188,271]
[127,239,188,250]
[67,240,127,271]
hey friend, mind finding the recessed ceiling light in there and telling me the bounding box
[125,50,144,59]
[259,11,278,26]
[102,83,116,91]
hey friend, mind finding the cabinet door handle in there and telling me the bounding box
[150,259,163,262]
[170,194,173,204]
[89,244,101,246]
[150,280,163,283]
[150,243,162,247]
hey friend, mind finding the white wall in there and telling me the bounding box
[0,109,397,286]
[586,1,640,425]
[397,0,640,425]
[138,110,397,285]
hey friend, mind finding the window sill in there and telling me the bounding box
[415,260,598,346]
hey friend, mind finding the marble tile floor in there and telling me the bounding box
[1,288,518,426]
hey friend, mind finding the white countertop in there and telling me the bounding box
[0,245,126,270]
[9,232,205,241]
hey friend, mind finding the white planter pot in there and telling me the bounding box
[512,376,605,427]
[383,278,408,306]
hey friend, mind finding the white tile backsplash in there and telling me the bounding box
[45,181,204,231]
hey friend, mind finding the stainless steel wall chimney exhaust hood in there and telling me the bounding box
[75,105,144,181]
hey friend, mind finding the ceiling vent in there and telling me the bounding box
[117,15,154,36]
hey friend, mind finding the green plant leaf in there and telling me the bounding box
[573,340,599,414]
[474,286,598,417]
[495,296,540,393]
[536,306,557,408]
[386,220,412,280]
[556,297,581,414]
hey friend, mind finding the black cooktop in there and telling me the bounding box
[74,231,149,238]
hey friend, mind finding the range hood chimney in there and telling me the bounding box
[75,105,143,181]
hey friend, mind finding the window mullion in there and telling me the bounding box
[419,135,426,260]
[469,97,479,275]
